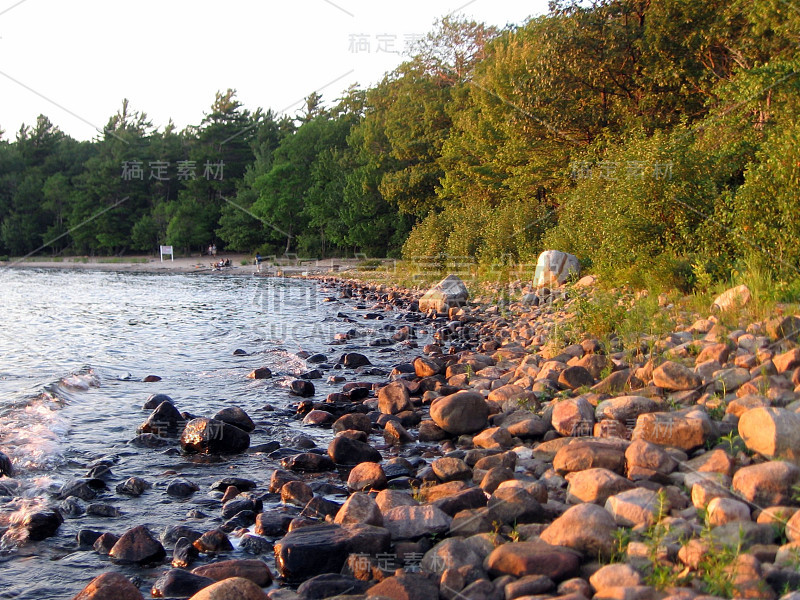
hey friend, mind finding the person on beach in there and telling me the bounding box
[211,244,217,257]
[255,253,262,272]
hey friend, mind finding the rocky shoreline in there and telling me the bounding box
[3,273,800,600]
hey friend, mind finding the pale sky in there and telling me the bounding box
[0,0,549,141]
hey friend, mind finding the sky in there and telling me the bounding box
[0,0,550,142]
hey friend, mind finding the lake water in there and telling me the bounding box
[0,268,420,599]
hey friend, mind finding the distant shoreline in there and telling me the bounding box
[0,254,361,277]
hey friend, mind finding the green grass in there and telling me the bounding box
[96,257,149,264]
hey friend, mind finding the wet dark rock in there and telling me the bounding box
[431,486,488,517]
[93,532,120,555]
[249,441,281,453]
[172,536,199,568]
[143,393,173,410]
[300,496,342,520]
[247,366,272,379]
[193,528,233,554]
[161,525,202,546]
[274,523,391,582]
[142,375,161,382]
[151,568,214,598]
[300,369,323,380]
[87,503,120,517]
[328,436,382,465]
[128,433,174,448]
[290,380,316,397]
[213,406,255,432]
[303,409,335,426]
[180,417,250,454]
[77,529,103,547]
[233,348,249,356]
[333,413,373,435]
[239,533,272,555]
[341,352,372,368]
[211,477,257,492]
[255,512,294,537]
[298,573,371,599]
[138,401,185,437]
[308,353,328,364]
[59,478,104,501]
[59,497,85,517]
[17,509,63,542]
[282,452,335,472]
[109,525,166,564]
[116,477,151,497]
[222,497,260,519]
[167,478,199,497]
[70,572,143,600]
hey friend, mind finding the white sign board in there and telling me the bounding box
[160,245,174,262]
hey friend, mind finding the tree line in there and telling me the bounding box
[1,1,798,287]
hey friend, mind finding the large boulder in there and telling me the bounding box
[418,275,469,313]
[539,503,617,560]
[632,408,714,451]
[652,361,702,391]
[430,391,489,435]
[180,418,250,454]
[109,525,166,564]
[486,541,580,580]
[274,523,390,582]
[185,577,268,600]
[382,505,452,539]
[328,436,382,465]
[533,250,580,288]
[739,407,800,464]
[732,461,800,506]
[711,284,751,312]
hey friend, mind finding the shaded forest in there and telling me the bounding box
[1,0,798,287]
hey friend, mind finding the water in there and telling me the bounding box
[0,269,418,599]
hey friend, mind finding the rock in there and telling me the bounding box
[282,453,335,473]
[766,315,800,342]
[632,409,714,451]
[414,356,442,378]
[341,353,371,368]
[540,503,617,559]
[430,391,489,435]
[486,541,580,579]
[116,477,151,496]
[596,396,658,423]
[333,413,372,435]
[503,574,555,599]
[376,489,418,512]
[551,397,595,436]
[566,468,633,504]
[185,577,268,600]
[652,361,702,391]
[420,538,484,576]
[553,440,626,475]
[335,492,383,527]
[152,569,214,598]
[605,488,667,528]
[382,505,452,539]
[167,478,199,497]
[418,275,469,313]
[384,420,415,445]
[213,406,255,432]
[193,529,233,553]
[143,393,173,409]
[247,367,272,379]
[625,439,677,481]
[303,410,335,426]
[18,509,63,541]
[732,461,800,506]
[487,487,543,524]
[707,497,751,526]
[432,457,472,483]
[328,436,382,465]
[255,512,293,537]
[274,523,391,582]
[533,250,580,288]
[0,451,14,477]
[472,427,513,450]
[172,536,199,568]
[739,407,800,464]
[138,401,185,436]
[180,418,250,453]
[191,559,273,586]
[71,572,144,600]
[589,563,643,592]
[290,380,315,397]
[366,573,439,600]
[109,525,166,564]
[347,462,388,491]
[378,382,413,414]
[558,366,595,390]
[712,284,751,311]
[281,480,314,507]
[299,574,370,599]
[86,503,120,517]
[93,533,119,554]
[239,534,272,555]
